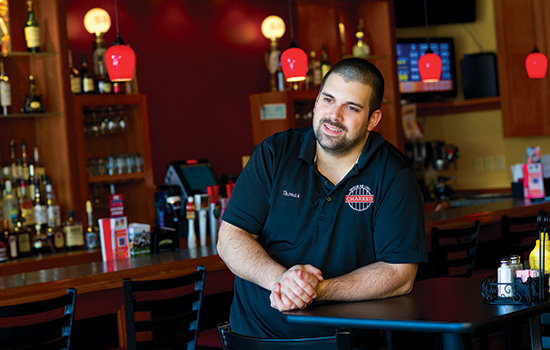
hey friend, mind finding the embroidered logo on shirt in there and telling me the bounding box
[345,185,374,211]
[282,190,300,198]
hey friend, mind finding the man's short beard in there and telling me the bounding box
[314,118,369,157]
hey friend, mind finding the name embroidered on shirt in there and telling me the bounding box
[282,190,300,198]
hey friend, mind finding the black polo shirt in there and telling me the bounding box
[222,127,427,338]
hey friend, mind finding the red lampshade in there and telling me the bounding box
[105,43,136,82]
[525,50,548,79]
[280,47,307,82]
[418,52,442,83]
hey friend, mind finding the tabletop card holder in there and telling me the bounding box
[482,209,550,305]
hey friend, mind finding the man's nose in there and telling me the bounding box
[328,104,344,121]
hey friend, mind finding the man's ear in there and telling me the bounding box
[367,110,382,131]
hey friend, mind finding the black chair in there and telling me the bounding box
[501,214,539,264]
[0,288,76,350]
[124,265,206,350]
[217,322,351,350]
[430,220,481,278]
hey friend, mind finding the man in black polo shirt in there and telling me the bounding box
[217,58,427,342]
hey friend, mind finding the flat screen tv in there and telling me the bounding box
[394,0,476,28]
[396,37,458,102]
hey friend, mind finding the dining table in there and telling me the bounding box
[282,277,550,350]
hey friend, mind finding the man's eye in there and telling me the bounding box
[323,97,333,103]
[348,106,359,112]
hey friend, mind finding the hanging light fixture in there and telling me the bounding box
[525,0,547,79]
[418,0,442,83]
[261,15,285,91]
[280,0,307,83]
[104,0,135,82]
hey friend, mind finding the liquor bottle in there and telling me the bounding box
[2,180,18,230]
[352,19,370,59]
[320,45,332,79]
[9,139,16,184]
[18,181,35,227]
[80,55,95,94]
[92,33,107,81]
[85,200,99,250]
[23,75,45,113]
[0,219,9,262]
[64,210,84,250]
[32,222,51,255]
[14,218,33,257]
[308,50,322,89]
[68,49,82,94]
[5,219,17,259]
[20,139,29,182]
[33,146,46,179]
[45,182,61,229]
[0,60,11,116]
[24,0,40,53]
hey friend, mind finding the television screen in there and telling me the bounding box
[396,37,457,101]
[394,0,476,28]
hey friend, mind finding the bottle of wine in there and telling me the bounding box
[0,219,9,262]
[80,55,95,94]
[2,180,18,231]
[5,219,17,259]
[68,49,82,94]
[22,75,45,113]
[0,60,11,116]
[85,200,99,250]
[64,210,84,250]
[320,45,332,79]
[24,0,40,53]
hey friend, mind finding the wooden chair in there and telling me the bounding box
[501,214,539,264]
[431,220,481,278]
[217,322,351,350]
[123,265,206,350]
[0,288,76,350]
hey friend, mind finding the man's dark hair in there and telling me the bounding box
[320,58,385,116]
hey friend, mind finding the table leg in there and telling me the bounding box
[441,333,472,350]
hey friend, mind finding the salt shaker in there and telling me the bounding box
[498,258,514,298]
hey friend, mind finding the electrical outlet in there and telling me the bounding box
[485,156,495,171]
[475,157,484,171]
[496,155,506,171]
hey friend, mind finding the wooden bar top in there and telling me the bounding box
[0,245,229,307]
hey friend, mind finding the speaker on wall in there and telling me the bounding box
[461,52,499,99]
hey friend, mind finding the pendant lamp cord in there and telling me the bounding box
[423,0,430,46]
[530,0,537,49]
[114,0,120,36]
[288,0,295,44]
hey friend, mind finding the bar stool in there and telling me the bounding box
[501,214,538,264]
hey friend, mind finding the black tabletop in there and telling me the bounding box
[282,277,550,334]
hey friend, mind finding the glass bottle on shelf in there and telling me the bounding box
[68,49,82,94]
[22,75,44,113]
[0,60,11,116]
[20,139,29,182]
[352,19,371,59]
[80,55,95,94]
[24,0,40,53]
[85,200,99,250]
[33,146,46,179]
[308,50,322,89]
[0,218,9,262]
[14,218,33,257]
[18,181,34,227]
[33,177,47,232]
[2,180,18,230]
[64,210,84,250]
[320,45,332,79]
[5,218,17,259]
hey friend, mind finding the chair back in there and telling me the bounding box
[501,214,539,263]
[217,322,351,350]
[124,265,206,350]
[0,288,76,350]
[431,220,481,278]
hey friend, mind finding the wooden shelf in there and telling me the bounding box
[0,112,62,118]
[415,96,501,117]
[88,172,148,184]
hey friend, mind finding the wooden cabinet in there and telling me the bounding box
[493,0,550,137]
[72,94,155,225]
[0,0,78,218]
[250,0,405,150]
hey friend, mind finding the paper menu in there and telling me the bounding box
[99,216,130,261]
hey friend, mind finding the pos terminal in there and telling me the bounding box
[154,160,219,251]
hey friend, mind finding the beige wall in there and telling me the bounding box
[396,0,550,190]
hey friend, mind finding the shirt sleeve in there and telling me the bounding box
[373,167,428,264]
[221,141,273,235]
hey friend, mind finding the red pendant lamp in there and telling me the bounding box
[280,0,307,82]
[526,0,548,79]
[105,0,136,82]
[418,0,442,83]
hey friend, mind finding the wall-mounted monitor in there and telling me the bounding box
[396,37,457,102]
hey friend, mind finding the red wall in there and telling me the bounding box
[65,0,291,186]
